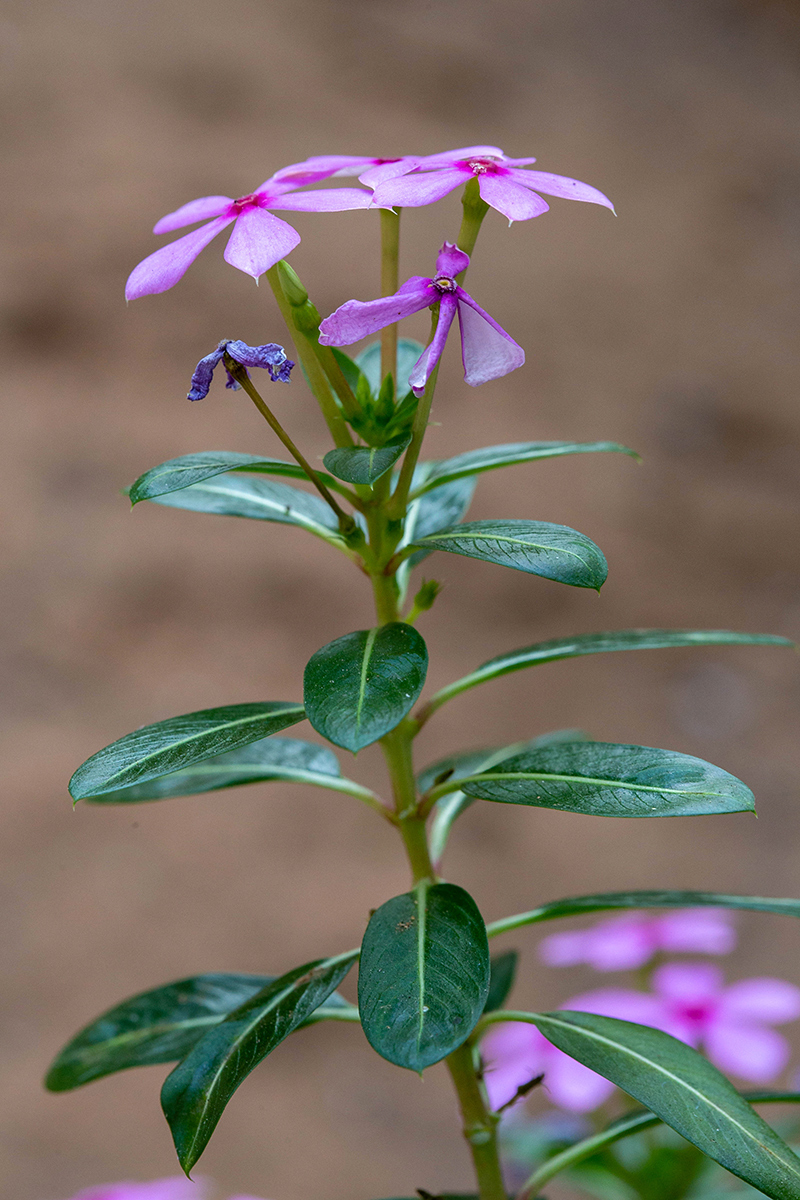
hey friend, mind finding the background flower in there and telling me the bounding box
[538,908,737,971]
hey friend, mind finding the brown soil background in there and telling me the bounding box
[2,1,800,1197]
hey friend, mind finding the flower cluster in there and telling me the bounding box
[482,910,800,1114]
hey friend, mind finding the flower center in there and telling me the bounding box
[433,274,457,293]
[466,156,500,175]
[681,1003,711,1025]
[233,193,260,210]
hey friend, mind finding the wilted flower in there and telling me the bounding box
[125,174,372,299]
[319,241,524,396]
[367,145,614,223]
[538,908,737,971]
[187,339,293,401]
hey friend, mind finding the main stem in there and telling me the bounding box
[380,208,401,386]
[370,508,506,1200]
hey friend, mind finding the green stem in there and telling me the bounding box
[387,312,441,519]
[446,1041,508,1200]
[456,178,490,281]
[380,207,401,385]
[266,266,354,448]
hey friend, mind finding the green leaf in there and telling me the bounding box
[426,629,794,713]
[128,452,349,505]
[484,951,518,1013]
[486,890,800,938]
[161,950,357,1173]
[70,702,306,800]
[45,973,275,1090]
[397,471,477,600]
[411,519,608,589]
[356,338,426,395]
[413,440,639,495]
[304,624,428,752]
[329,347,363,392]
[516,1010,800,1200]
[144,475,349,545]
[451,742,755,818]
[358,882,490,1072]
[81,736,368,804]
[323,438,411,485]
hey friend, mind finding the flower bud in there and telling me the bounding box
[276,260,309,307]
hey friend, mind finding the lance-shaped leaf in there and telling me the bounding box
[145,475,349,546]
[304,624,428,752]
[46,974,357,1093]
[323,438,411,485]
[161,950,357,1173]
[358,882,490,1071]
[413,440,639,496]
[423,629,794,715]
[128,452,350,505]
[410,520,608,590]
[70,703,306,800]
[513,1010,800,1200]
[446,742,755,819]
[486,890,800,938]
[396,468,478,599]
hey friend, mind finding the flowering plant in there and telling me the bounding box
[47,146,800,1200]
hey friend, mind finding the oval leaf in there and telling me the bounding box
[454,742,755,818]
[83,736,343,804]
[323,438,410,485]
[128,452,348,505]
[304,624,428,752]
[415,440,639,494]
[411,519,608,589]
[525,1010,800,1200]
[358,882,490,1071]
[426,629,794,713]
[70,702,306,800]
[161,951,357,1173]
[487,890,800,938]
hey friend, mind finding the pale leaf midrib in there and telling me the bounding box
[461,770,728,798]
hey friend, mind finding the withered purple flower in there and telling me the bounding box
[187,340,293,401]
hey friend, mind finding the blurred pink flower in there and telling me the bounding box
[538,909,737,971]
[65,1181,268,1200]
[367,145,614,223]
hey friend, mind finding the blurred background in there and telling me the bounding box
[2,0,800,1197]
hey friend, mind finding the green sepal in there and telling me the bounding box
[323,437,411,485]
[303,624,428,752]
[359,881,490,1072]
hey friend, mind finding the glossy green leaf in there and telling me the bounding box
[358,882,490,1071]
[356,338,426,395]
[425,629,794,714]
[396,468,477,593]
[520,1092,800,1195]
[323,438,411,485]
[487,890,800,938]
[411,519,608,589]
[128,452,350,505]
[450,741,755,819]
[70,703,306,800]
[81,736,380,806]
[304,624,428,752]
[413,440,639,495]
[514,1010,800,1199]
[484,951,518,1013]
[161,950,357,1173]
[145,475,349,546]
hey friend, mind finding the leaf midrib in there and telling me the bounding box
[354,628,379,736]
[418,530,593,565]
[415,880,430,1054]
[461,770,731,798]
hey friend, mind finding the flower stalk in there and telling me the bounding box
[380,207,401,385]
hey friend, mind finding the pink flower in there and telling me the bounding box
[272,154,418,186]
[538,909,737,972]
[318,241,524,397]
[65,1179,205,1200]
[367,146,614,224]
[125,174,372,300]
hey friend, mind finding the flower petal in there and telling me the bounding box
[502,156,538,166]
[226,340,294,382]
[187,343,226,401]
[408,293,457,396]
[319,278,434,346]
[507,169,615,212]
[477,173,549,222]
[718,978,800,1025]
[564,988,668,1029]
[72,1179,204,1200]
[268,187,373,212]
[456,293,525,386]
[652,962,724,1003]
[417,145,506,169]
[435,241,470,278]
[544,1047,617,1113]
[359,159,422,188]
[583,918,655,971]
[125,215,235,299]
[706,1019,792,1083]
[371,167,468,209]
[272,155,379,184]
[656,909,737,956]
[481,1022,549,1109]
[223,209,300,280]
[538,930,590,967]
[152,196,234,234]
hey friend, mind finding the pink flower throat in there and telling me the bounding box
[433,274,457,292]
[466,156,501,175]
[233,193,261,210]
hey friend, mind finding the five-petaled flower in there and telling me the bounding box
[318,242,524,396]
[125,174,372,300]
[538,908,737,972]
[367,145,614,224]
[187,340,293,402]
